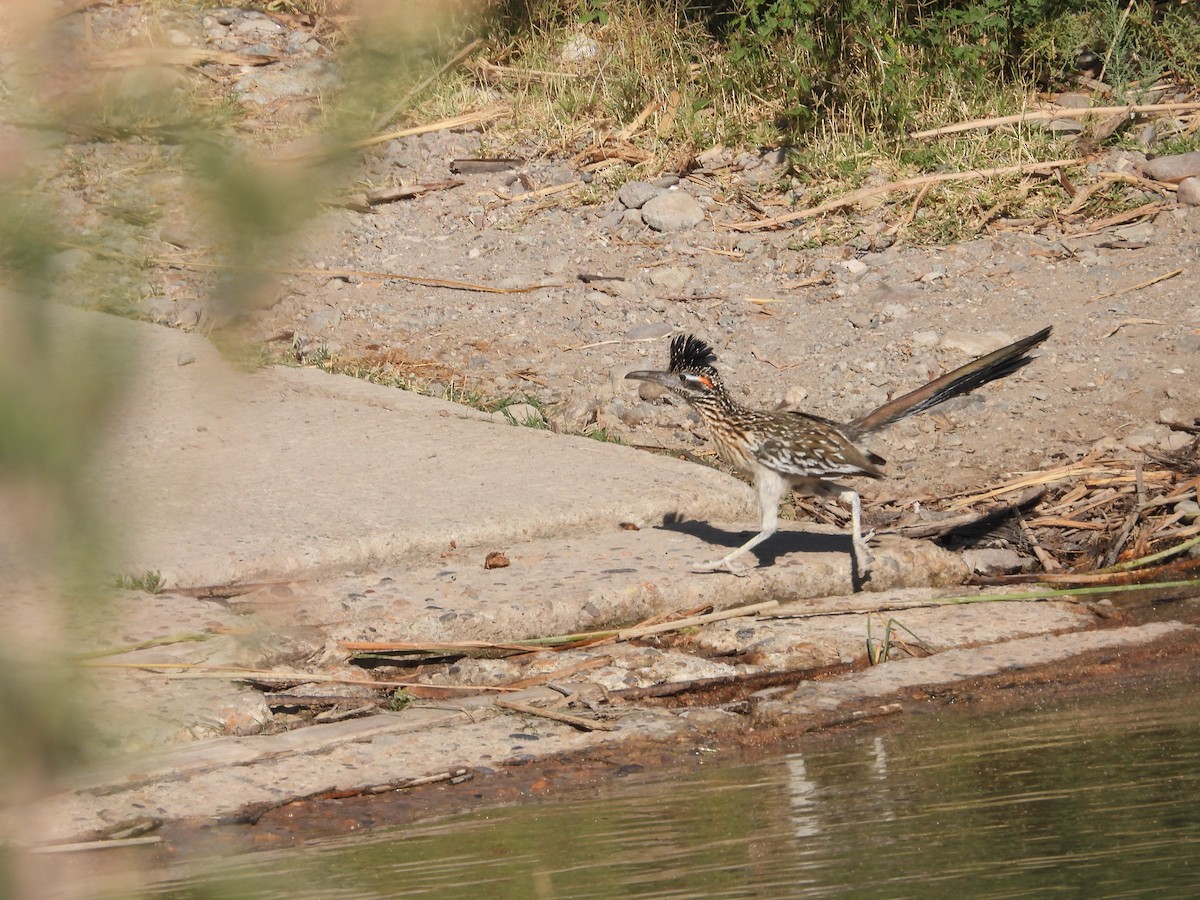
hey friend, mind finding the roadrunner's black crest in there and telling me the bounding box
[670,334,718,375]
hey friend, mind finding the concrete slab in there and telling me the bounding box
[77,308,757,587]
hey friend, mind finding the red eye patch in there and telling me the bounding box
[698,374,714,389]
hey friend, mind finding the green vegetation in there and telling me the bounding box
[112,569,166,595]
[376,0,1200,244]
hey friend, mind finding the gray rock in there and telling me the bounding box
[637,380,668,402]
[1054,92,1091,109]
[962,548,1029,575]
[617,181,658,210]
[142,295,174,322]
[233,12,284,36]
[1175,499,1200,522]
[641,191,705,232]
[1177,177,1200,207]
[1045,118,1085,134]
[560,33,599,64]
[1141,150,1200,182]
[305,307,342,331]
[648,265,692,292]
[624,323,673,341]
[940,331,1015,357]
[236,59,341,105]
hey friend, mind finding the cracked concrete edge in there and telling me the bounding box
[15,619,1191,845]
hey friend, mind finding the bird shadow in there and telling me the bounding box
[657,515,869,590]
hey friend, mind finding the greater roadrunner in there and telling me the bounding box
[626,327,1051,574]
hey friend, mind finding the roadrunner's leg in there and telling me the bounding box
[695,469,786,574]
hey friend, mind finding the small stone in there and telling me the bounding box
[1055,92,1091,109]
[640,191,705,232]
[940,331,1014,357]
[839,258,868,275]
[625,322,673,341]
[648,265,692,292]
[962,548,1029,575]
[780,385,809,408]
[234,13,284,35]
[1164,432,1193,452]
[1175,499,1200,522]
[616,180,658,210]
[1141,150,1200,182]
[1176,177,1200,207]
[637,380,668,402]
[305,307,341,331]
[177,352,196,367]
[911,330,939,348]
[560,33,599,64]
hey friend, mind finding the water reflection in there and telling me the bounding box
[146,674,1200,899]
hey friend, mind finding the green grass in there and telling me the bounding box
[112,570,166,594]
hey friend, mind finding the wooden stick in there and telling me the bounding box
[501,655,613,690]
[513,599,780,646]
[372,38,484,132]
[617,96,663,141]
[166,260,562,295]
[616,600,779,640]
[1090,268,1184,303]
[83,663,520,691]
[910,101,1200,140]
[727,158,1082,231]
[28,836,162,854]
[278,106,510,162]
[1068,201,1168,238]
[362,179,463,206]
[341,640,539,653]
[493,698,616,731]
[1019,513,1062,571]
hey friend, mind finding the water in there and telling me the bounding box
[147,673,1200,898]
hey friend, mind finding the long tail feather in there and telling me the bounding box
[850,326,1051,434]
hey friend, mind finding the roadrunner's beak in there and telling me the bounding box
[624,369,673,387]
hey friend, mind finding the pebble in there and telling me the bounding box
[640,191,704,232]
[1140,150,1200,182]
[940,331,1014,357]
[305,307,342,331]
[624,323,673,341]
[1177,177,1200,207]
[560,33,600,64]
[648,265,692,291]
[911,330,939,348]
[616,181,658,210]
[236,59,341,104]
[780,385,809,408]
[962,548,1029,576]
